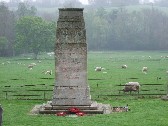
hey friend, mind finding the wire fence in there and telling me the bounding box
[0,83,168,100]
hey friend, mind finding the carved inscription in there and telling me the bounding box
[56,43,87,82]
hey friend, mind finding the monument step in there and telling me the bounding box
[44,105,98,110]
[39,109,104,114]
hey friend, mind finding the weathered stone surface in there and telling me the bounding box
[52,8,91,106]
[56,8,86,44]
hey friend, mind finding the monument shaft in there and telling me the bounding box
[52,8,91,106]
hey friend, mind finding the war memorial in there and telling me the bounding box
[31,8,112,115]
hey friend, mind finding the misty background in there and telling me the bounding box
[0,0,168,58]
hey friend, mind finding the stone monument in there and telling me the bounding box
[37,8,111,115]
[52,8,91,106]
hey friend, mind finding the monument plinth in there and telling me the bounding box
[37,8,112,115]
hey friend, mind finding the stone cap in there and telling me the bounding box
[59,8,84,11]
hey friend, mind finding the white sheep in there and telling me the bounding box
[47,52,54,57]
[28,64,34,70]
[38,60,42,63]
[7,61,11,64]
[121,65,127,69]
[43,70,52,75]
[95,67,102,71]
[123,82,140,93]
[142,67,148,74]
[30,63,37,66]
[27,63,36,70]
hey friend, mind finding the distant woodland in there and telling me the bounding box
[1,0,168,57]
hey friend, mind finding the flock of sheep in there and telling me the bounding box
[94,65,142,93]
[1,59,53,76]
[94,55,168,93]
[95,65,148,74]
[1,53,168,93]
[122,64,148,74]
[28,62,52,75]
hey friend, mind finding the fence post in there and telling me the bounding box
[5,92,7,100]
[0,104,3,126]
[44,91,46,100]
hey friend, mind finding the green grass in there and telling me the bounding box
[0,51,168,126]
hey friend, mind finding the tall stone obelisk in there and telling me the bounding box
[36,8,111,114]
[52,8,91,106]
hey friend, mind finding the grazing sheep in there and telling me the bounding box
[28,63,37,70]
[42,70,52,75]
[7,61,11,64]
[142,67,148,74]
[17,62,22,65]
[95,67,102,71]
[44,70,52,75]
[121,65,127,69]
[38,60,42,63]
[47,52,54,57]
[30,63,37,66]
[123,82,140,93]
[28,64,34,70]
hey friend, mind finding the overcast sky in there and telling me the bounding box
[79,0,88,5]
[0,0,89,4]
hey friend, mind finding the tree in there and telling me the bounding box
[15,16,56,59]
[8,0,22,7]
[86,8,109,50]
[0,2,16,56]
[16,2,37,19]
[88,0,112,6]
[0,36,8,56]
[88,0,139,7]
[63,0,82,7]
[156,0,168,7]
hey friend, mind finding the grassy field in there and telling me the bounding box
[0,51,168,126]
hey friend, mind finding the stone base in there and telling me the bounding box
[30,101,112,115]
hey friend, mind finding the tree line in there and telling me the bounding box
[0,1,168,58]
[85,6,168,51]
[6,0,168,8]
